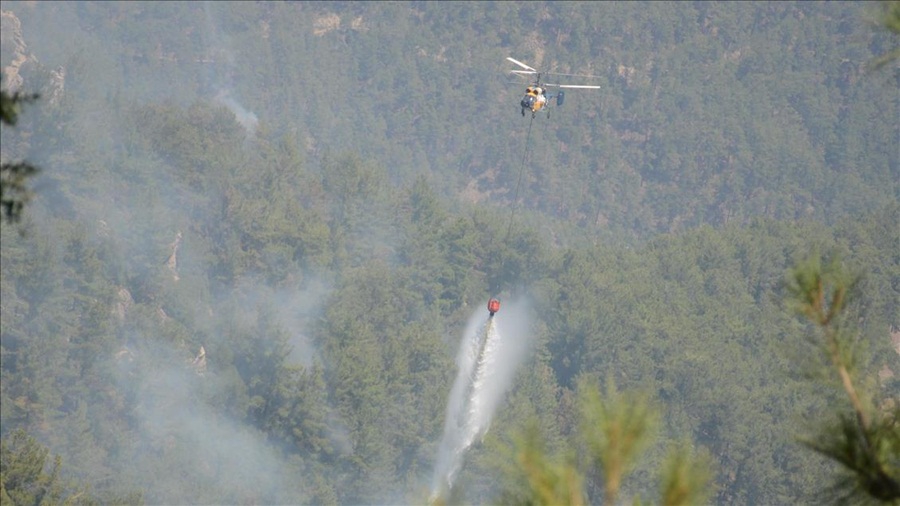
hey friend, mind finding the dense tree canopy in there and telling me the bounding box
[1,2,897,504]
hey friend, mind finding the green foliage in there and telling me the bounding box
[801,411,900,505]
[0,76,40,223]
[0,429,111,506]
[869,1,900,69]
[659,441,713,506]
[578,376,659,505]
[787,253,857,329]
[493,378,712,506]
[788,252,900,504]
[1,429,60,506]
[497,420,585,506]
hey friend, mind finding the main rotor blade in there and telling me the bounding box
[544,71,603,79]
[506,57,536,72]
[544,83,602,89]
[510,70,537,75]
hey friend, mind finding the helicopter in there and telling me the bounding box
[507,57,602,118]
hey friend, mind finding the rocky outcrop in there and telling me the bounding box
[114,287,135,322]
[191,346,207,375]
[312,12,367,36]
[165,231,183,282]
[1,10,30,92]
[2,10,65,105]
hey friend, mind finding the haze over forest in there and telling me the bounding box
[1,1,897,505]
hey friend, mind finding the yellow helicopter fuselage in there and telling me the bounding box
[522,86,548,112]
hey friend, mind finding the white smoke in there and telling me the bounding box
[130,358,287,501]
[215,90,259,136]
[430,297,534,501]
[203,2,258,135]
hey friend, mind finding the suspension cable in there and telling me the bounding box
[505,114,535,243]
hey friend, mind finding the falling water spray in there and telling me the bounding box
[430,298,533,502]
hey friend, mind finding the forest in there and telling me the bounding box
[1,1,898,505]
